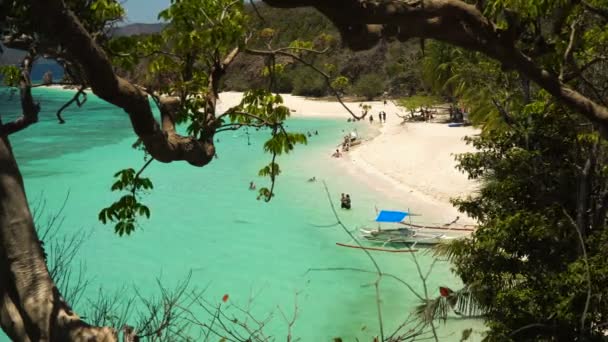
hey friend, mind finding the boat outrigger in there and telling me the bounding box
[360,210,474,247]
[360,227,455,246]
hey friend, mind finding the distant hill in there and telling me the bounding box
[111,23,165,37]
[222,3,424,97]
[112,4,424,98]
[0,45,24,65]
[0,23,164,66]
[2,6,424,97]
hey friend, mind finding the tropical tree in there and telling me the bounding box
[262,0,608,131]
[438,102,608,340]
[0,0,310,339]
[261,0,608,339]
[353,73,385,100]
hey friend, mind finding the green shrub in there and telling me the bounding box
[353,73,385,100]
[291,68,327,97]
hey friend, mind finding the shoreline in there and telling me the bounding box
[22,86,484,340]
[330,102,480,225]
[37,86,479,223]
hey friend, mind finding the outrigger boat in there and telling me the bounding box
[360,227,455,246]
[339,130,361,150]
[399,221,476,232]
[360,210,472,247]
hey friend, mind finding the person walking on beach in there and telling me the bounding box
[249,181,256,190]
[369,114,374,124]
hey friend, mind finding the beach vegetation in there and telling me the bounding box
[353,73,385,100]
[291,67,327,96]
[398,95,443,112]
[0,0,313,339]
[3,0,608,341]
[444,104,608,340]
[265,0,608,340]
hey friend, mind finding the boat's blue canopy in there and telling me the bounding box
[375,210,409,223]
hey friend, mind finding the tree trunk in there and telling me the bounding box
[0,133,116,341]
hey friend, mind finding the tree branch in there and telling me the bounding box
[30,0,216,167]
[246,47,361,120]
[262,0,608,132]
[0,54,39,135]
[582,0,608,21]
[55,86,87,124]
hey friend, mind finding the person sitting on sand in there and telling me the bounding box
[249,181,256,190]
[308,176,316,182]
[307,131,312,137]
[332,149,342,158]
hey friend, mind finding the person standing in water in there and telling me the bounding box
[341,193,352,209]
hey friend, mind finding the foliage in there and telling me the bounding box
[412,1,608,338]
[352,73,385,100]
[421,41,524,129]
[291,68,327,97]
[0,65,20,87]
[98,168,153,236]
[398,95,443,111]
[98,1,306,231]
[330,76,349,94]
[221,3,423,97]
[226,90,307,200]
[443,103,608,340]
[1,0,125,45]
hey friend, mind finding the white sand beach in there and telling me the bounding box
[219,91,480,225]
[43,86,479,224]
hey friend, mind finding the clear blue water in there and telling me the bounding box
[0,87,482,341]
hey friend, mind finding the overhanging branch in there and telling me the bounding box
[263,0,608,131]
[0,53,39,136]
[30,0,216,167]
[246,47,361,120]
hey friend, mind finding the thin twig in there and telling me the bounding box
[562,207,592,333]
[321,181,384,340]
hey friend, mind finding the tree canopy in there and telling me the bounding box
[3,0,608,340]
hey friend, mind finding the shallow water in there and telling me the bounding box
[0,87,483,341]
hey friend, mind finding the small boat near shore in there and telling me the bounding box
[360,227,456,246]
[339,130,361,151]
[358,210,473,247]
[399,221,476,232]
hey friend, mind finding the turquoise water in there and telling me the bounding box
[0,87,482,341]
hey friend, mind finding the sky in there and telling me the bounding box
[121,0,262,23]
[122,0,171,23]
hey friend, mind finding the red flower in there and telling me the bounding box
[222,294,229,303]
[439,287,452,297]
